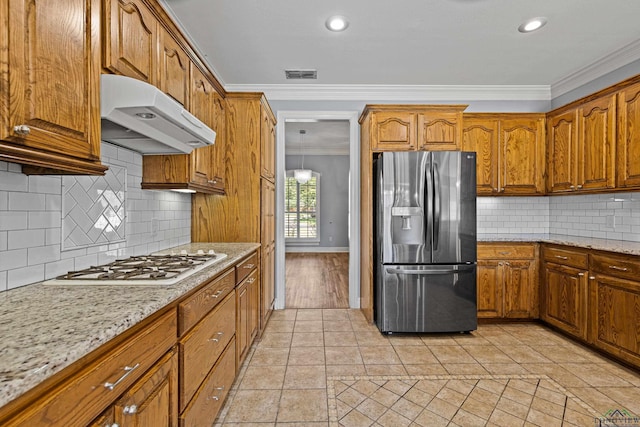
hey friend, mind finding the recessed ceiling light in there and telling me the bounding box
[325,15,349,32]
[518,17,547,33]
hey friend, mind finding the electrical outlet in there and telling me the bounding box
[606,215,616,229]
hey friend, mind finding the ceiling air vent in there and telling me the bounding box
[285,69,317,80]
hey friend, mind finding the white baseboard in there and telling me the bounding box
[285,246,349,253]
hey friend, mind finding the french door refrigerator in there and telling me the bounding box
[374,151,477,333]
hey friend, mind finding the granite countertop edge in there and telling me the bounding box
[478,233,640,255]
[0,242,260,410]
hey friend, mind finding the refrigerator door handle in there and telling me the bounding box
[433,164,441,251]
[385,266,474,275]
[425,157,434,250]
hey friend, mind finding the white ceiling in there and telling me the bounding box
[162,0,640,97]
[161,0,640,152]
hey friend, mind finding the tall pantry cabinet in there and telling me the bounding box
[192,93,276,333]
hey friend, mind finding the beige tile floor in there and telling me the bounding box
[215,309,640,426]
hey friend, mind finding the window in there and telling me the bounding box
[285,171,320,242]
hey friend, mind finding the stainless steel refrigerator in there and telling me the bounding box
[374,151,477,333]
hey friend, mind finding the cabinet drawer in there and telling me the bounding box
[591,252,640,281]
[180,338,236,427]
[543,246,588,269]
[478,244,535,259]
[179,268,235,335]
[179,291,236,411]
[236,252,258,283]
[10,310,176,427]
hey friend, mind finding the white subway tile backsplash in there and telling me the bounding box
[0,212,28,231]
[0,249,27,271]
[0,142,190,292]
[8,192,45,211]
[7,229,45,250]
[28,175,62,194]
[7,265,44,290]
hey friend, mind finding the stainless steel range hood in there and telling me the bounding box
[100,74,216,154]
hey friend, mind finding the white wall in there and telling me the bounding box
[0,142,191,292]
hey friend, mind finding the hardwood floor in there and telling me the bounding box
[285,252,349,309]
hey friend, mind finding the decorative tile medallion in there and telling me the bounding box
[327,375,599,427]
[62,165,126,250]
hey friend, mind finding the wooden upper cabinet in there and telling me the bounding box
[370,112,416,151]
[462,114,544,195]
[158,28,190,106]
[260,104,276,181]
[0,0,107,175]
[102,0,157,84]
[500,116,545,195]
[417,108,465,150]
[547,109,579,193]
[578,94,616,191]
[462,117,500,195]
[189,66,217,187]
[617,82,640,188]
[211,92,227,190]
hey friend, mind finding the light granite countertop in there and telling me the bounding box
[0,242,260,409]
[478,233,640,256]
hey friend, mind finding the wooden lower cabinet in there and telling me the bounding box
[477,243,538,319]
[588,252,640,367]
[113,349,179,427]
[540,246,589,340]
[179,339,236,427]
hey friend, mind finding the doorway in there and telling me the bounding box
[275,111,360,310]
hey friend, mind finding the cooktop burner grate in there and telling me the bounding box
[46,251,227,285]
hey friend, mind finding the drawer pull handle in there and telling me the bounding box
[578,272,585,276]
[209,332,224,343]
[210,386,225,401]
[243,263,255,269]
[247,278,256,284]
[123,404,137,415]
[210,289,226,299]
[609,265,629,272]
[589,276,595,280]
[555,255,568,260]
[104,363,140,391]
[499,252,510,255]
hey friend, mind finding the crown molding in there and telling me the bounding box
[225,84,551,102]
[551,39,640,99]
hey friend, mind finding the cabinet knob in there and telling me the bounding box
[578,272,585,276]
[208,180,217,184]
[577,185,583,189]
[13,124,30,135]
[123,405,137,415]
[589,276,595,280]
[570,185,575,189]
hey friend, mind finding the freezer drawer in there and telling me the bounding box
[376,264,477,333]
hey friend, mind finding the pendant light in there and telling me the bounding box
[294,129,312,184]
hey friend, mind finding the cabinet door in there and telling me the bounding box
[103,0,157,84]
[114,349,179,427]
[158,29,190,106]
[578,95,616,190]
[370,112,416,151]
[547,109,579,193]
[249,269,260,341]
[589,274,640,366]
[500,117,545,195]
[462,117,500,195]
[211,92,227,190]
[261,246,275,331]
[542,262,588,339]
[189,67,216,186]
[236,280,249,366]
[260,107,276,180]
[477,260,503,318]
[417,111,462,150]
[617,82,640,188]
[261,179,276,247]
[503,260,537,318]
[89,408,115,427]
[1,0,105,174]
